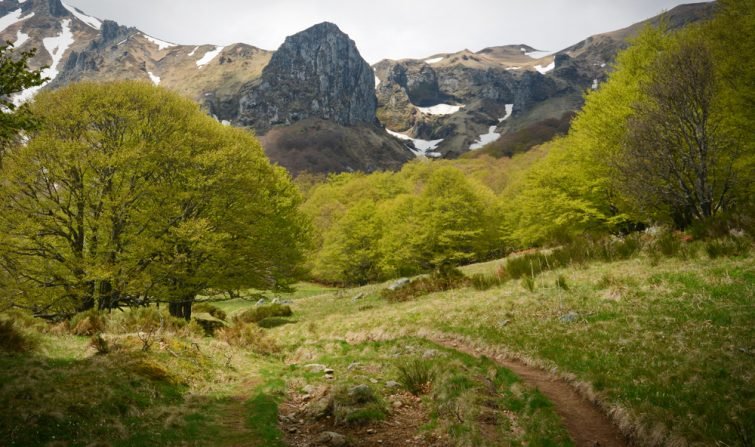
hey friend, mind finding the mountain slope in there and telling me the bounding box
[1,0,716,171]
[375,2,717,158]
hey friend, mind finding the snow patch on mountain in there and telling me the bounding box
[15,19,74,104]
[498,104,514,122]
[425,56,443,64]
[148,71,161,86]
[62,2,101,30]
[143,34,176,51]
[470,125,501,150]
[417,104,463,115]
[0,9,34,33]
[15,30,29,46]
[196,46,224,68]
[386,128,443,157]
[188,46,199,56]
[375,75,380,89]
[535,60,555,74]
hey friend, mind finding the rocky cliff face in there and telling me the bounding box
[236,22,411,174]
[1,0,715,170]
[237,22,377,132]
[374,3,716,158]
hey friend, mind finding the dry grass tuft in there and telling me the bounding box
[216,323,280,355]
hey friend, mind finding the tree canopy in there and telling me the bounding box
[0,42,46,160]
[0,81,310,319]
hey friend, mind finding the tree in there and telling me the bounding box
[0,81,310,319]
[314,199,383,285]
[0,42,46,160]
[619,38,740,226]
[416,167,489,268]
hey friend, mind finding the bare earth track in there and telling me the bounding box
[428,334,629,447]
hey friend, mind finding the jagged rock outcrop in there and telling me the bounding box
[2,0,715,170]
[237,22,378,132]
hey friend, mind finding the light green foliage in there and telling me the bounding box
[306,162,503,284]
[0,42,45,158]
[501,4,755,245]
[316,199,383,284]
[0,82,310,316]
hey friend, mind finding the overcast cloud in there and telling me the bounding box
[65,0,702,63]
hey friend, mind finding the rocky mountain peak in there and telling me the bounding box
[46,0,67,17]
[237,21,377,132]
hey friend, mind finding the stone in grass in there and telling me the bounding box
[351,292,366,302]
[388,278,410,291]
[255,298,266,306]
[422,349,438,359]
[348,384,376,404]
[385,380,401,389]
[305,364,328,372]
[317,431,348,447]
[559,311,580,323]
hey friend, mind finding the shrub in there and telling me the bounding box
[470,272,507,291]
[89,334,110,355]
[0,319,38,353]
[333,385,386,426]
[382,267,468,302]
[397,358,436,395]
[235,304,293,325]
[216,323,280,355]
[111,307,204,337]
[705,237,752,258]
[555,275,569,291]
[192,302,227,321]
[521,276,536,292]
[505,253,547,279]
[70,310,107,336]
[127,358,180,385]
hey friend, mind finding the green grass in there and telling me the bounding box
[267,337,571,445]
[271,252,754,446]
[3,248,751,446]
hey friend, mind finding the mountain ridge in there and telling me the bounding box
[0,0,716,172]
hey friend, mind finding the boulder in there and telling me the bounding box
[316,431,348,447]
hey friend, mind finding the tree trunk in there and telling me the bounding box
[168,296,194,321]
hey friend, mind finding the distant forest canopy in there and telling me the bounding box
[300,0,754,285]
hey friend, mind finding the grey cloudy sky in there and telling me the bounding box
[65,0,701,63]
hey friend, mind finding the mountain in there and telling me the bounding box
[0,0,716,172]
[236,22,410,173]
[374,2,717,159]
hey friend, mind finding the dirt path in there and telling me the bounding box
[427,334,629,447]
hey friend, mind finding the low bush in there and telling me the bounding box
[70,309,107,336]
[555,275,569,291]
[216,323,280,355]
[235,304,293,325]
[705,237,751,259]
[382,267,468,302]
[470,272,507,291]
[192,302,227,321]
[332,384,386,426]
[0,319,38,353]
[396,358,436,395]
[109,307,204,338]
[521,276,536,292]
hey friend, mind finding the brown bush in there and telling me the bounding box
[216,323,280,355]
[70,310,107,336]
[0,319,38,353]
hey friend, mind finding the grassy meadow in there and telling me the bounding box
[2,240,752,446]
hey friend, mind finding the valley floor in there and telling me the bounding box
[2,251,753,446]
